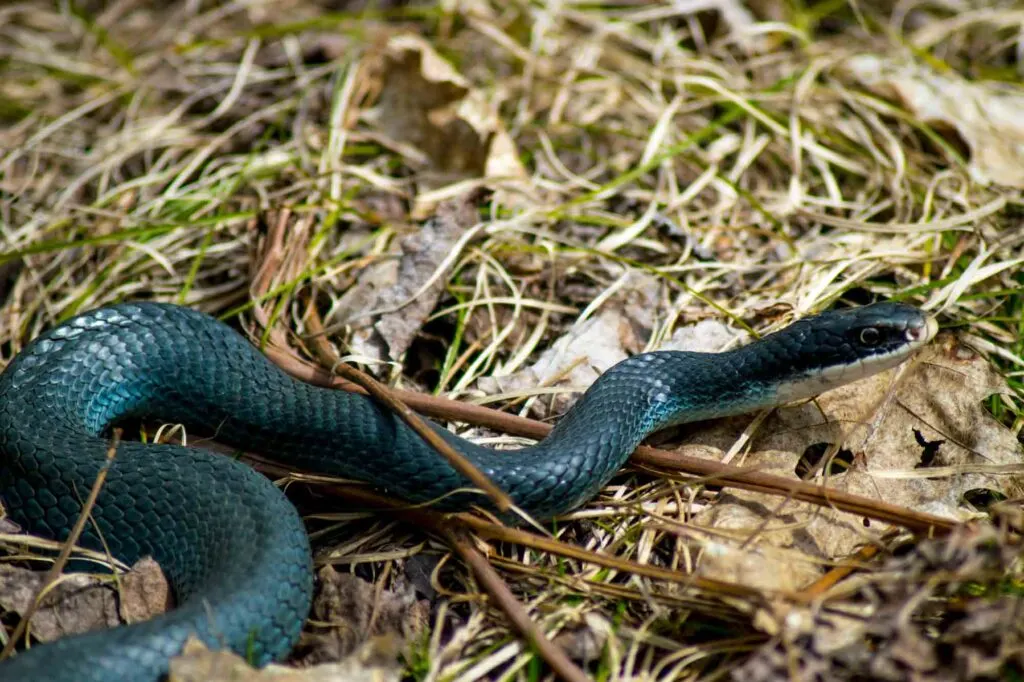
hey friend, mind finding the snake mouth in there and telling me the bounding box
[907,316,939,345]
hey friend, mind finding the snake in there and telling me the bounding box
[0,300,935,681]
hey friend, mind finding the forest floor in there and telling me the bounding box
[2,1,1024,681]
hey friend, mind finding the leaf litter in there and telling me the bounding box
[1,1,1024,681]
[0,557,168,643]
[366,34,528,186]
[331,192,483,366]
[845,54,1024,189]
[169,635,404,682]
[683,331,1023,592]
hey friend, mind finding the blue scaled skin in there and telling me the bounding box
[0,301,933,680]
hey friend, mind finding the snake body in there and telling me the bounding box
[0,301,934,681]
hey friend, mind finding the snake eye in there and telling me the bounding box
[859,327,881,346]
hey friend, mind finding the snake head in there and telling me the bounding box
[765,301,937,404]
[800,301,935,363]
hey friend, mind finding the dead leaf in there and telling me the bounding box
[661,317,747,353]
[366,33,527,198]
[844,54,1024,188]
[295,565,427,666]
[0,566,116,642]
[685,332,1023,591]
[735,524,1024,681]
[0,557,169,642]
[119,556,172,624]
[477,270,665,415]
[169,636,402,682]
[332,193,481,365]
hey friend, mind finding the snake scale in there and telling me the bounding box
[0,301,935,680]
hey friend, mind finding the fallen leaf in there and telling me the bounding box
[844,54,1024,188]
[684,332,1023,590]
[295,565,427,666]
[119,556,172,624]
[0,566,117,642]
[0,557,169,642]
[735,524,1024,681]
[365,33,527,199]
[477,270,666,415]
[661,317,747,353]
[332,193,482,365]
[169,636,403,682]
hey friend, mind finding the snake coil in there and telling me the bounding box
[0,301,934,681]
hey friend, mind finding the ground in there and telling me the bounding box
[2,1,1024,681]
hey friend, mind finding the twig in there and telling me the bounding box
[244,457,773,600]
[0,429,121,661]
[262,346,958,536]
[456,513,770,600]
[250,456,592,682]
[443,527,591,682]
[798,531,900,599]
[302,303,514,513]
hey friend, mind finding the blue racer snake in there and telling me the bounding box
[0,301,935,680]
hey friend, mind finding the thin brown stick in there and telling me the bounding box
[0,429,121,661]
[454,513,773,600]
[798,532,897,599]
[262,346,958,536]
[249,218,512,512]
[443,527,591,682]
[301,304,514,513]
[246,457,773,601]
[252,456,593,682]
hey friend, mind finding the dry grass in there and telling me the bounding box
[2,1,1024,680]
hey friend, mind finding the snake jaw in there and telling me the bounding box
[907,316,939,344]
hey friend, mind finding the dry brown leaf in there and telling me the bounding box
[0,557,169,642]
[366,33,526,209]
[118,556,172,624]
[661,317,747,353]
[333,194,480,365]
[168,636,403,682]
[685,332,1023,591]
[295,565,427,666]
[736,524,1024,681]
[478,273,744,415]
[477,271,664,414]
[0,566,117,642]
[844,54,1024,188]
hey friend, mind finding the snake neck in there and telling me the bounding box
[545,344,791,449]
[547,312,919,455]
[517,346,784,512]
